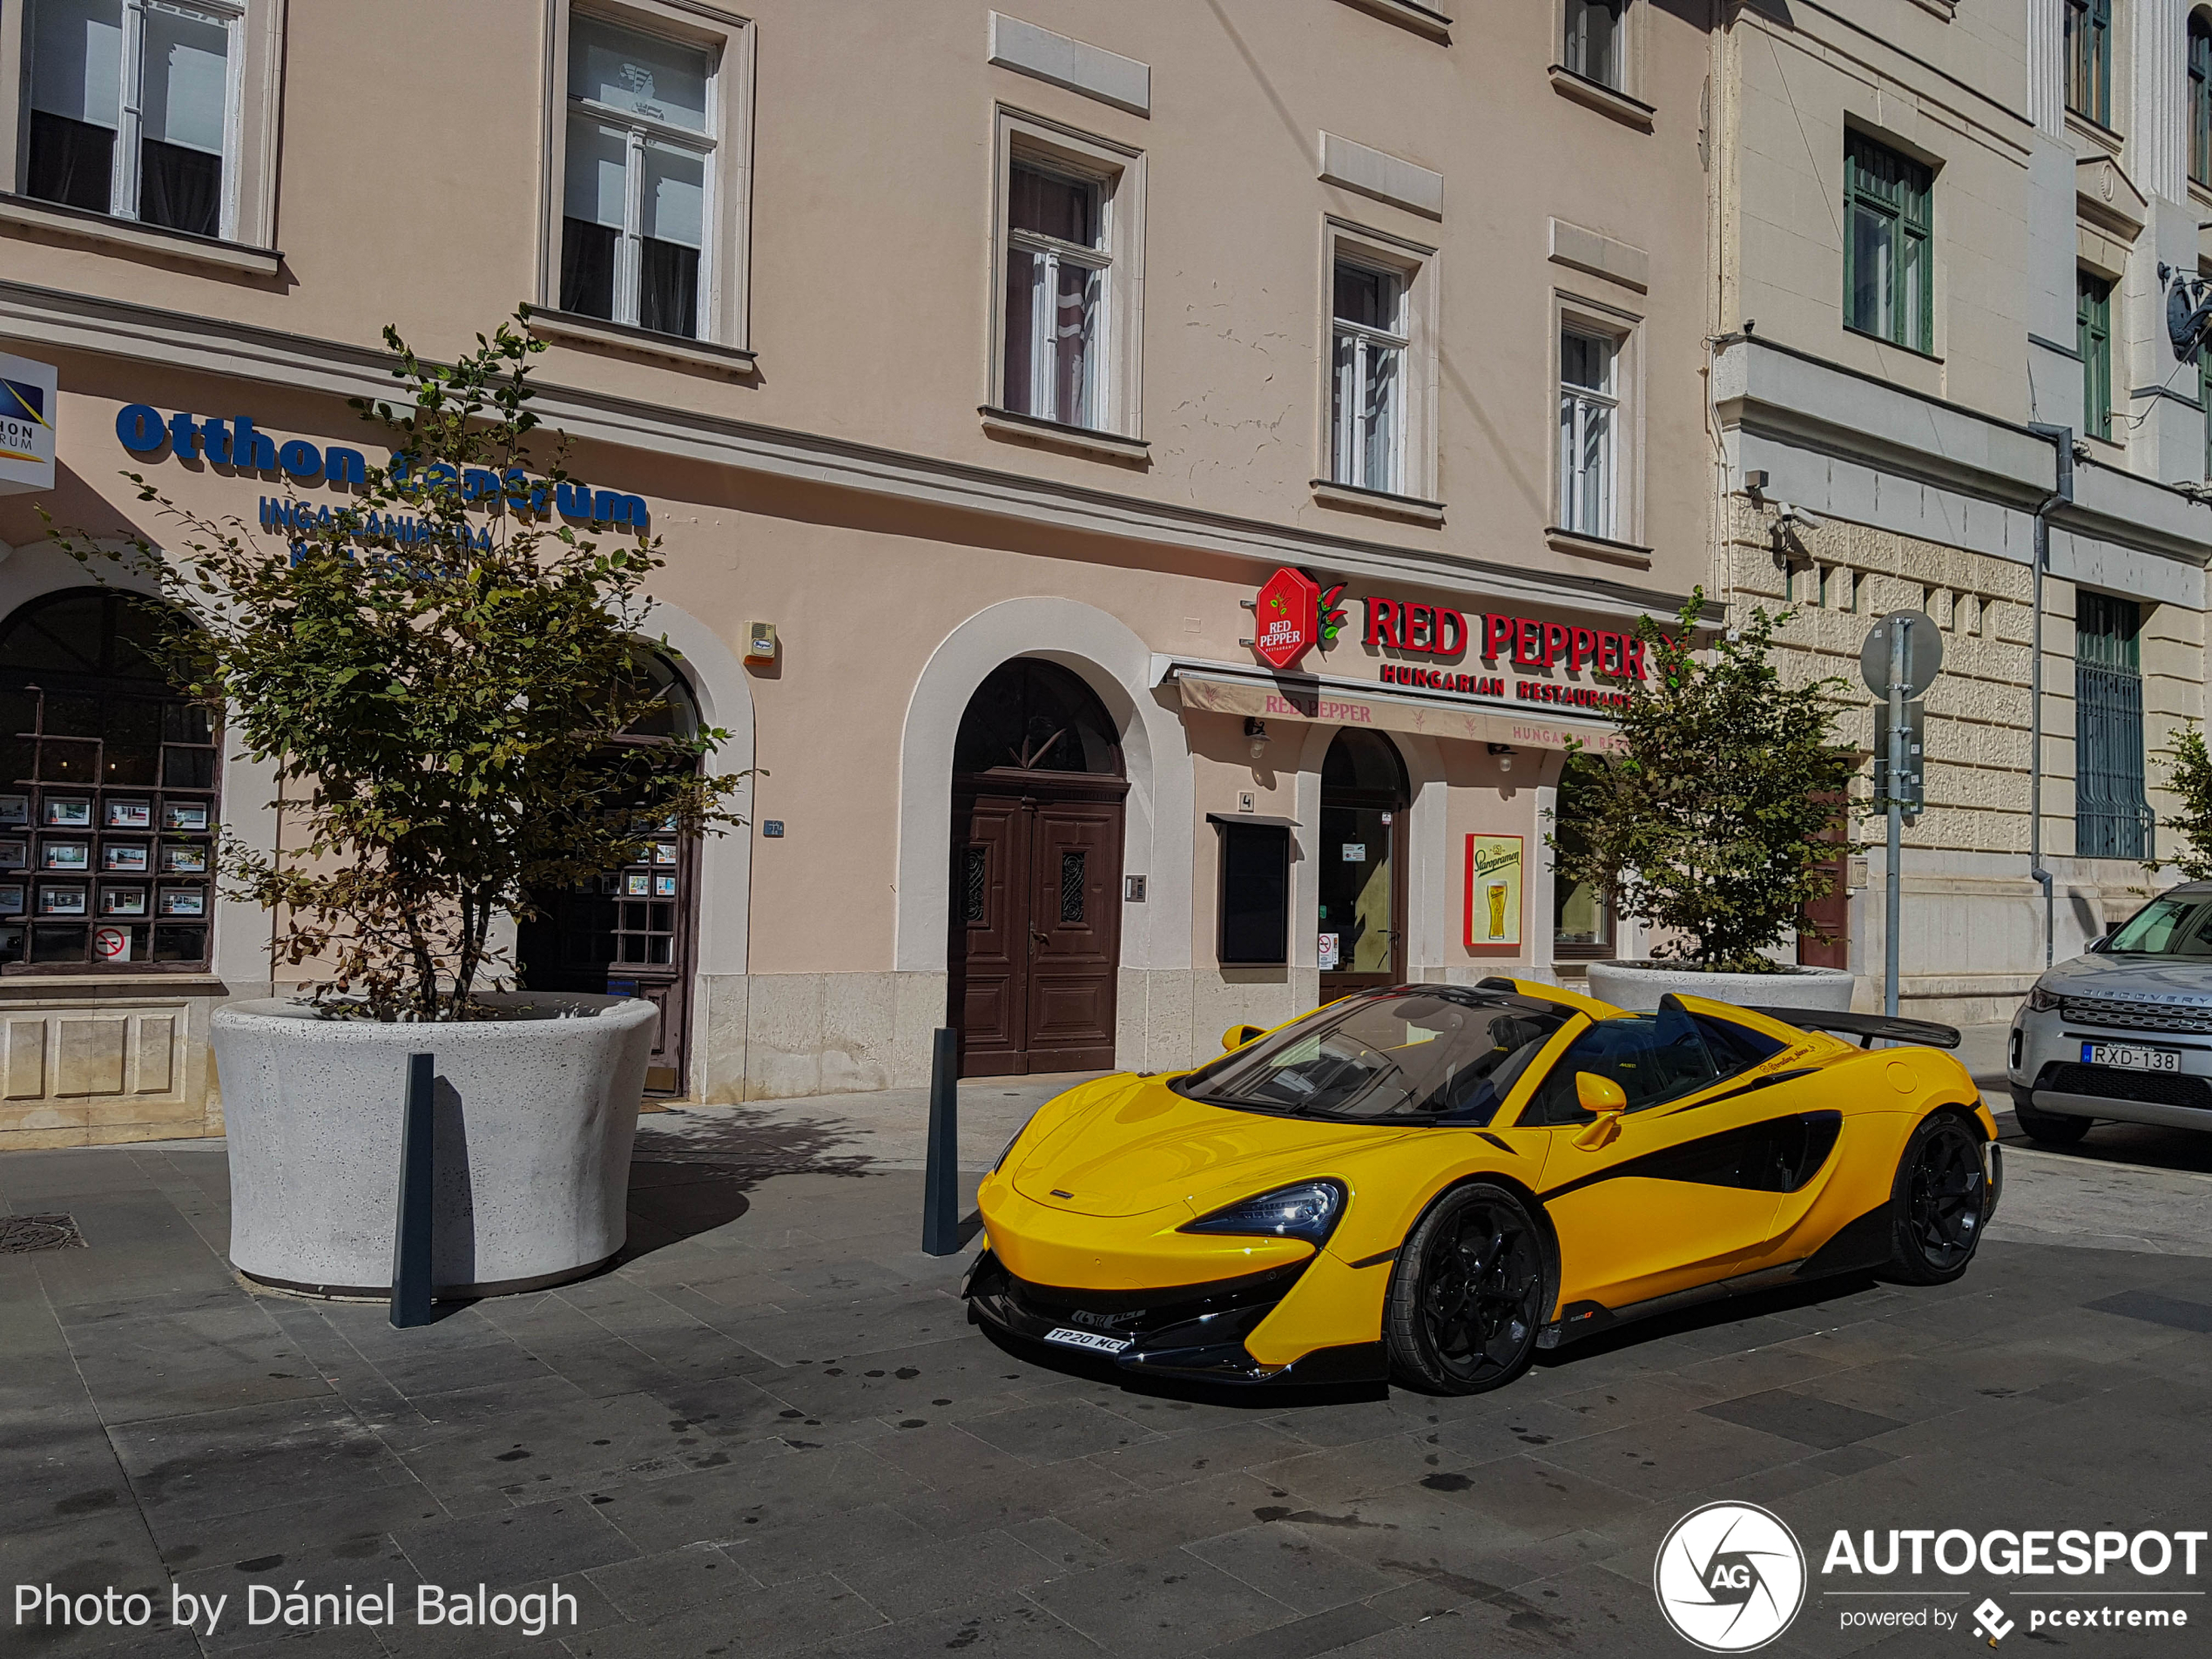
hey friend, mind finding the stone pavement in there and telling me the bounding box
[7,1044,2212,1658]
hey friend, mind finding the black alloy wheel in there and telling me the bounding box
[2012,1098,2092,1145]
[1384,1182,1548,1394]
[1885,1112,1991,1285]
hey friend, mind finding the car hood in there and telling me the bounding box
[2040,954,2212,1006]
[1008,1078,1420,1218]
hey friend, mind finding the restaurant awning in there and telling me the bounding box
[1171,671,1628,754]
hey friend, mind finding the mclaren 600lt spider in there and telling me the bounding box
[966,980,1998,1395]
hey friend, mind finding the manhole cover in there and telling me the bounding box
[0,1214,85,1254]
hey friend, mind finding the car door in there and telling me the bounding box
[1519,1005,1801,1314]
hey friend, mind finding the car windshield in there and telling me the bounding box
[2105,895,2212,957]
[1171,990,1573,1124]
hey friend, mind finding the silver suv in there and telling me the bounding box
[2008,882,2212,1143]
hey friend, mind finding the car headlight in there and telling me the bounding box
[2027,986,2061,1013]
[1179,1180,1345,1244]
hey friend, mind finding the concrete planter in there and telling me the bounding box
[1585,961,1857,1015]
[211,993,658,1298]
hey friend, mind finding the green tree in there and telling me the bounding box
[1548,590,1862,973]
[2150,721,2212,881]
[51,309,745,1021]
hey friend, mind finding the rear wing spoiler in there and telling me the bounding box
[1737,1005,1961,1051]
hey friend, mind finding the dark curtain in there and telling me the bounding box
[639,239,698,338]
[25,111,114,214]
[560,219,618,320]
[139,139,221,238]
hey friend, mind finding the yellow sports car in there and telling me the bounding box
[966,980,1999,1394]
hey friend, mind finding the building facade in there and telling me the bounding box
[1709,0,2212,1022]
[0,0,1720,1146]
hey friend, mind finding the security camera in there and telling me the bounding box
[1775,501,1824,533]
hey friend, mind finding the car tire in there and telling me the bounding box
[1383,1182,1547,1396]
[1885,1111,1993,1286]
[2011,1099,2092,1145]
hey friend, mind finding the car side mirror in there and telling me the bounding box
[2086,934,2109,954]
[1575,1072,1628,1115]
[1223,1024,1264,1052]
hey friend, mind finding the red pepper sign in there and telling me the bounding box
[1251,567,1321,671]
[1363,597,1647,680]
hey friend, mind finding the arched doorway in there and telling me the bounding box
[516,653,701,1096]
[949,658,1127,1076]
[0,590,219,975]
[1318,728,1408,1000]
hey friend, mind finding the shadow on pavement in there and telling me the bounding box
[618,1106,879,1261]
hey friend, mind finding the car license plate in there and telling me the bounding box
[1043,1326,1133,1355]
[2083,1042,2183,1073]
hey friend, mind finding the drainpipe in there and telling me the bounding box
[2025,423,2074,969]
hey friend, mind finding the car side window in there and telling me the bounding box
[1520,1006,1721,1127]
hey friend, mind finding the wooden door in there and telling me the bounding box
[951,789,1123,1076]
[1797,811,1850,970]
[1023,799,1123,1071]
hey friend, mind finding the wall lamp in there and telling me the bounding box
[1487,743,1516,773]
[1244,717,1271,759]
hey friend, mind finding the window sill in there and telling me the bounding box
[0,973,229,1000]
[1544,526,1652,569]
[1842,324,1941,363]
[527,308,758,376]
[979,408,1151,466]
[0,192,280,277]
[1310,478,1446,524]
[1332,0,1451,42]
[1548,66,1655,132]
[2066,109,2123,157]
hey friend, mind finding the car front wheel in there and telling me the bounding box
[1886,1112,1993,1285]
[1383,1182,1547,1395]
[2012,1098,2091,1145]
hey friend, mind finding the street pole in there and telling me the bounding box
[2026,424,2073,969]
[1885,624,1906,1020]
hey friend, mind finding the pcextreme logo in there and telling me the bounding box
[1654,1503,1807,1652]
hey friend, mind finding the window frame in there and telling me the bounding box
[1316,218,1438,506]
[2079,267,2114,442]
[1002,157,1113,431]
[540,0,755,354]
[1560,0,1628,93]
[2066,0,2114,129]
[2075,588,2149,861]
[0,0,283,254]
[2192,10,2212,188]
[1843,131,1935,356]
[1556,324,1621,539]
[1548,291,1641,547]
[986,107,1145,443]
[1331,257,1409,496]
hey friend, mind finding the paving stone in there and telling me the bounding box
[961,1398,1164,1465]
[1026,1548,1298,1656]
[109,1396,416,1527]
[824,1588,1097,1659]
[389,1497,638,1590]
[1183,1522,1407,1614]
[560,1572,884,1659]
[1697,1389,1908,1450]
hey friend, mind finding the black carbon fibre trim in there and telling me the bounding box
[1544,1110,1844,1202]
[1476,1131,1514,1152]
[1796,1202,1894,1279]
[1346,1246,1399,1270]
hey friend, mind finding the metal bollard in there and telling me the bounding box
[921,1028,961,1256]
[390,1052,436,1327]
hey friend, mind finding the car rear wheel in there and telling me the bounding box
[2012,1098,2092,1145]
[1383,1182,1546,1395]
[1886,1112,1992,1285]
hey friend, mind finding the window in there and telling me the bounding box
[2192,12,2212,186]
[1553,763,1614,961]
[1332,261,1407,492]
[2079,270,2114,442]
[24,0,239,239]
[2067,0,2113,127]
[1521,1005,1784,1127]
[1558,327,1619,538]
[2076,590,2148,860]
[1844,133,1932,354]
[1001,161,1110,428]
[1562,0,1625,89]
[989,112,1143,441]
[559,13,717,340]
[0,591,219,974]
